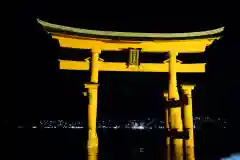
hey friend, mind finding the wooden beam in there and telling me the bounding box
[52,35,218,53]
[60,60,205,73]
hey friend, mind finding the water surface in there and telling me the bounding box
[15,129,237,160]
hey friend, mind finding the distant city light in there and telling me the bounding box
[17,117,227,130]
[132,126,144,130]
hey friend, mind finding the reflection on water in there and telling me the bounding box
[88,146,195,160]
[169,146,195,160]
[16,129,239,160]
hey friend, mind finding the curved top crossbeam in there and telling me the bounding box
[38,19,224,39]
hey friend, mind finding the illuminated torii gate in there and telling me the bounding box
[39,19,223,159]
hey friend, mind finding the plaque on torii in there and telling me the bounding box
[127,48,141,68]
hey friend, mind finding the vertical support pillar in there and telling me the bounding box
[86,48,101,149]
[181,84,195,159]
[90,48,101,83]
[88,147,98,160]
[168,51,183,158]
[163,91,171,160]
[163,91,170,146]
[168,51,178,99]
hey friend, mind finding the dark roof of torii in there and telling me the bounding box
[38,19,224,41]
[39,15,224,33]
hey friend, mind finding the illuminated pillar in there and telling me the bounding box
[88,147,98,160]
[168,51,178,99]
[181,84,195,159]
[163,91,170,145]
[163,91,171,160]
[168,51,183,158]
[86,48,101,149]
[90,48,101,83]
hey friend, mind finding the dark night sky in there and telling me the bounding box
[13,3,240,124]
[38,7,223,33]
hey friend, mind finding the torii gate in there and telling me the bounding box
[38,19,223,159]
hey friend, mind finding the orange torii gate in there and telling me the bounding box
[39,19,223,159]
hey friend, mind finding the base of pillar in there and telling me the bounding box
[165,145,171,160]
[173,144,184,160]
[88,136,98,149]
[166,137,170,146]
[185,146,195,160]
[88,146,98,157]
